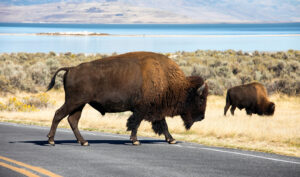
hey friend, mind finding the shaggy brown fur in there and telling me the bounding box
[47,52,208,146]
[224,82,275,116]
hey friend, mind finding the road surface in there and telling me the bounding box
[0,122,299,177]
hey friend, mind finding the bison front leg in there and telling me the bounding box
[246,109,253,116]
[152,119,176,144]
[126,114,143,145]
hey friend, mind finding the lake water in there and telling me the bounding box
[0,23,299,53]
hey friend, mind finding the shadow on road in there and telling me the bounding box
[10,139,180,146]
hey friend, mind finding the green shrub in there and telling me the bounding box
[215,65,231,78]
[223,77,241,90]
[0,50,299,96]
[0,61,26,90]
[46,57,61,75]
[238,74,252,84]
[191,64,216,80]
[28,62,49,86]
[0,75,13,92]
[206,79,224,96]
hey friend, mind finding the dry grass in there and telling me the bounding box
[0,91,299,157]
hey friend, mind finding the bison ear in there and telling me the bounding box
[197,83,206,95]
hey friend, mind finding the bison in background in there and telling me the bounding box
[47,52,208,146]
[224,82,275,116]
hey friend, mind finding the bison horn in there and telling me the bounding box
[271,103,275,110]
[197,83,206,95]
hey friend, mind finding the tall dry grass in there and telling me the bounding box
[0,91,299,157]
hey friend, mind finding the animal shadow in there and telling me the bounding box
[10,139,178,146]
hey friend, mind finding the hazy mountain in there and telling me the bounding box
[0,0,299,23]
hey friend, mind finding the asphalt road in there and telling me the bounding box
[0,122,299,177]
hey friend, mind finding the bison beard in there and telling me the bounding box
[46,52,208,146]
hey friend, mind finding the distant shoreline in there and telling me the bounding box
[1,33,300,38]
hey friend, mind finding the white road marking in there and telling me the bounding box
[183,145,300,165]
[86,132,128,140]
[173,144,183,148]
[84,132,97,136]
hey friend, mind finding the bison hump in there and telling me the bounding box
[141,59,167,100]
[140,57,187,107]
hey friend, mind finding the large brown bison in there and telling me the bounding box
[47,52,208,146]
[224,82,275,116]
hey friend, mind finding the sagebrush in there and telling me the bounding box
[0,50,299,96]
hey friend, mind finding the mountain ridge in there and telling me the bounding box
[0,0,299,24]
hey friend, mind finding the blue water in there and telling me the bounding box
[0,23,300,53]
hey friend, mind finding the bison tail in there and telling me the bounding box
[46,67,71,91]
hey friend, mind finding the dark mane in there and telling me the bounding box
[187,76,205,88]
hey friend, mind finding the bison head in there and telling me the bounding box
[265,102,275,116]
[181,76,208,130]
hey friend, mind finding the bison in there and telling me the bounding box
[224,82,275,116]
[47,52,208,146]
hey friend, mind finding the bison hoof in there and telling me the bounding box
[48,140,55,146]
[168,140,177,144]
[81,142,89,146]
[132,141,141,146]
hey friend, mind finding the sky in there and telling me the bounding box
[0,0,299,23]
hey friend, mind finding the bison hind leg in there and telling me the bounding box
[48,100,88,146]
[224,103,231,116]
[47,103,70,145]
[67,105,89,146]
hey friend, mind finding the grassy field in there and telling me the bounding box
[1,90,299,157]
